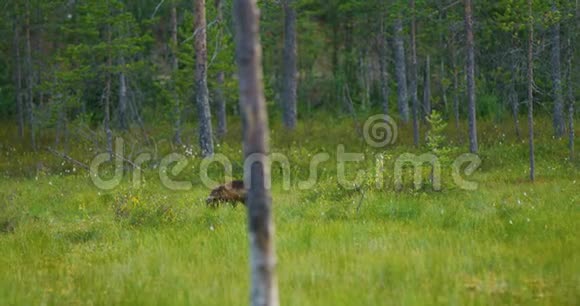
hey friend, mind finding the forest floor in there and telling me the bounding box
[0,116,578,305]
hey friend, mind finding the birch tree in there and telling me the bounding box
[215,0,227,139]
[194,0,215,157]
[281,0,297,129]
[24,0,36,151]
[378,9,390,115]
[393,17,409,122]
[527,0,535,181]
[423,55,431,119]
[464,0,478,153]
[233,0,279,305]
[170,1,182,144]
[410,0,420,146]
[550,1,565,138]
[12,12,25,139]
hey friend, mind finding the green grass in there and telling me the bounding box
[0,116,578,305]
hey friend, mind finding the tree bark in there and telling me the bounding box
[358,48,371,110]
[105,68,113,157]
[451,46,460,133]
[423,55,432,118]
[464,0,478,153]
[379,16,389,115]
[409,0,419,147]
[232,1,279,306]
[509,56,521,139]
[440,59,448,114]
[24,0,36,151]
[215,0,227,139]
[393,17,409,122]
[216,71,227,138]
[194,0,215,156]
[281,0,297,129]
[104,1,113,158]
[566,37,575,160]
[54,93,66,150]
[118,57,129,130]
[550,2,565,138]
[527,0,535,181]
[569,101,575,160]
[170,3,182,144]
[13,16,25,139]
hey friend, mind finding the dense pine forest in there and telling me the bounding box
[0,0,578,305]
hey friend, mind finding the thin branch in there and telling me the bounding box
[47,147,93,173]
[181,18,218,45]
[151,0,166,18]
[438,1,461,14]
[208,26,223,69]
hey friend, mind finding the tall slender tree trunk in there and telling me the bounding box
[379,16,390,115]
[451,46,460,133]
[13,17,25,139]
[215,0,227,139]
[118,57,129,130]
[170,3,182,144]
[550,2,565,138]
[440,59,448,114]
[568,97,575,160]
[104,2,113,158]
[54,93,66,149]
[464,0,478,153]
[232,1,279,306]
[216,72,227,138]
[105,76,113,157]
[409,0,419,147]
[358,48,371,110]
[509,56,521,139]
[423,55,432,118]
[393,17,409,122]
[24,0,36,151]
[194,0,214,156]
[437,1,448,115]
[281,0,297,129]
[566,37,575,160]
[571,0,579,161]
[527,0,535,182]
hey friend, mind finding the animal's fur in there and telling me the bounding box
[205,180,247,207]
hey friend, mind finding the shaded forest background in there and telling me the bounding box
[0,0,577,155]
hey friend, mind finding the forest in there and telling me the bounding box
[0,0,578,305]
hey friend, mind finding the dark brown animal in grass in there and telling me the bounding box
[205,180,247,207]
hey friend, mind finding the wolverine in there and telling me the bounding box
[205,180,247,207]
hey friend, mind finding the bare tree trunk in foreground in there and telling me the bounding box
[233,0,279,305]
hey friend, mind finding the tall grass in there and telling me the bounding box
[0,115,578,305]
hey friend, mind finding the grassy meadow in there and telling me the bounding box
[0,116,578,306]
